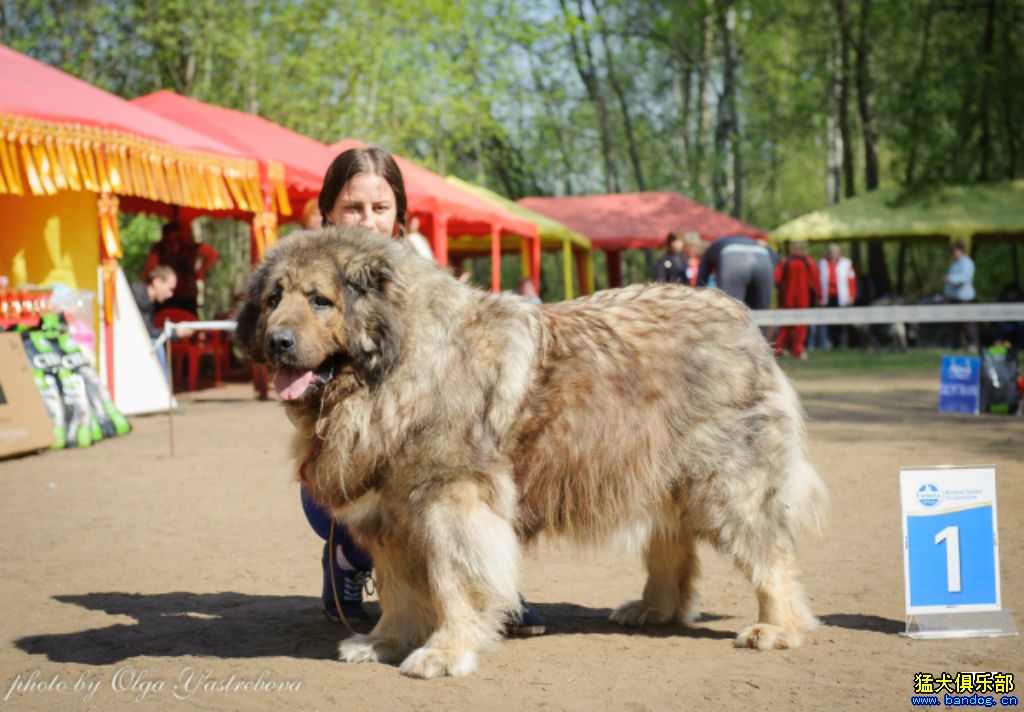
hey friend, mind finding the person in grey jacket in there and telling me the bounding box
[944,240,978,350]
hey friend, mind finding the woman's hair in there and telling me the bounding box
[318,147,407,234]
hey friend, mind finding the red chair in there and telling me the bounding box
[153,308,223,391]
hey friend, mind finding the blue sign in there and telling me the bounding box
[900,467,1002,614]
[938,356,980,414]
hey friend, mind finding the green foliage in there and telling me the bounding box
[4,0,1021,302]
[191,218,251,320]
[117,213,163,283]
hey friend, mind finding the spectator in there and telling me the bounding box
[653,231,690,284]
[819,243,857,349]
[696,235,778,310]
[130,265,192,378]
[682,231,703,286]
[944,239,978,351]
[516,277,542,304]
[143,221,219,314]
[404,215,435,261]
[774,241,821,359]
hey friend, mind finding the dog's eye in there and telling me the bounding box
[311,294,333,310]
[267,292,281,309]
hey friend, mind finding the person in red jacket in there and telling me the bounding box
[774,241,821,359]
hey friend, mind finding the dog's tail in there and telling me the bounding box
[773,366,829,542]
[785,454,829,543]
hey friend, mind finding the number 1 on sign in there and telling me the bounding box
[935,526,962,593]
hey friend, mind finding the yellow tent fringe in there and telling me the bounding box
[1,113,262,213]
[45,137,68,191]
[113,143,130,195]
[30,142,56,195]
[80,138,101,192]
[266,161,292,216]
[252,211,278,260]
[18,142,44,195]
[1,135,23,194]
[59,133,82,191]
[92,141,111,193]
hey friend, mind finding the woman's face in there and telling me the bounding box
[327,173,398,237]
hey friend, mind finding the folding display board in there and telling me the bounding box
[900,465,1017,639]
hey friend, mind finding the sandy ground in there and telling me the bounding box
[0,370,1022,711]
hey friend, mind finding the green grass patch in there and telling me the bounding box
[778,348,950,377]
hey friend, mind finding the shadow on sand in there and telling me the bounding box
[819,613,904,634]
[15,593,736,665]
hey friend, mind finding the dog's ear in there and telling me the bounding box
[348,304,403,386]
[346,255,394,295]
[234,261,271,363]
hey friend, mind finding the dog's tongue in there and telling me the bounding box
[273,368,316,401]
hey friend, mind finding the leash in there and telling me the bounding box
[328,523,356,635]
[300,435,356,636]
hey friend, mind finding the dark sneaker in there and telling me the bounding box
[506,596,546,637]
[321,544,373,622]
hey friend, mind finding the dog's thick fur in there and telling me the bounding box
[236,226,828,679]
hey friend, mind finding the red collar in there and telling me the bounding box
[299,437,324,489]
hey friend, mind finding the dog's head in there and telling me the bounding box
[235,226,404,404]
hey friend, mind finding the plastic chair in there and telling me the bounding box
[153,308,223,391]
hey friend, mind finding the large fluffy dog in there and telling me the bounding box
[236,226,827,679]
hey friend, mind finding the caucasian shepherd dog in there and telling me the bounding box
[236,226,827,679]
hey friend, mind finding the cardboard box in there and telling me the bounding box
[0,332,55,458]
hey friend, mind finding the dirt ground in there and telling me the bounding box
[0,370,1021,711]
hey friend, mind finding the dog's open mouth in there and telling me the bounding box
[272,353,347,401]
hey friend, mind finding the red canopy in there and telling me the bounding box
[330,140,540,288]
[1,48,252,159]
[518,192,766,251]
[0,44,262,216]
[133,90,332,213]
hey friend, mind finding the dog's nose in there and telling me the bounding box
[267,329,297,356]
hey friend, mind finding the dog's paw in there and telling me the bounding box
[609,599,675,627]
[399,646,477,679]
[678,594,701,625]
[338,634,380,663]
[734,623,801,650]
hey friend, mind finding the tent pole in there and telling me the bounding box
[531,234,541,293]
[563,239,574,300]
[574,248,587,297]
[432,215,449,267]
[166,334,175,458]
[607,250,623,289]
[585,249,595,294]
[490,227,501,293]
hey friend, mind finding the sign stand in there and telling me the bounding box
[900,465,1018,639]
[938,356,981,414]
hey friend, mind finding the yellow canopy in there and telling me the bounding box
[772,181,1024,245]
[446,176,594,298]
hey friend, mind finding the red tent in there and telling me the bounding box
[518,191,766,286]
[0,44,265,398]
[132,90,331,214]
[0,45,261,215]
[330,140,540,291]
